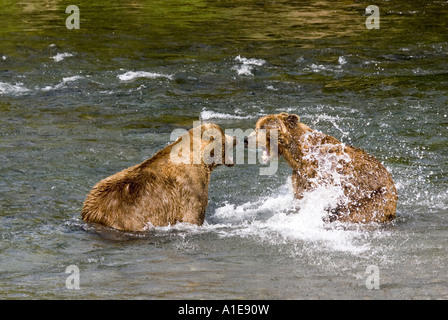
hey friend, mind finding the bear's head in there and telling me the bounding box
[244,112,303,163]
[171,123,238,168]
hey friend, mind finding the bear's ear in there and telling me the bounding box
[283,114,300,128]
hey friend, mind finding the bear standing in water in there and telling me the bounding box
[245,113,397,223]
[82,123,237,231]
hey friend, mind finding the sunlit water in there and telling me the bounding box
[1,0,447,299]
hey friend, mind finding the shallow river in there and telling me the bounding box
[1,0,447,299]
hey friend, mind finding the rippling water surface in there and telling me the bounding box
[1,0,447,299]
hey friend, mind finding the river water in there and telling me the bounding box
[0,0,447,299]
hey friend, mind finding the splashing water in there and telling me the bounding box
[209,179,371,255]
[153,130,379,255]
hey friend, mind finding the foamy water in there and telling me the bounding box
[0,81,30,95]
[144,178,375,257]
[233,55,266,76]
[117,70,173,81]
[208,179,372,255]
[41,76,84,91]
[200,108,257,120]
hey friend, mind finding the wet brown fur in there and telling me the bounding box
[82,124,236,231]
[253,113,398,223]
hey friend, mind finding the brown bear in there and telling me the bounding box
[82,123,237,231]
[245,113,398,223]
